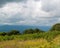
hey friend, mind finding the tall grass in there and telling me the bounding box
[0,31,60,41]
[0,35,60,48]
[0,31,60,48]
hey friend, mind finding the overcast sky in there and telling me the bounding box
[0,0,60,26]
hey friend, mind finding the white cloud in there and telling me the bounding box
[0,0,60,26]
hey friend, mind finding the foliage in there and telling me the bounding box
[34,28,44,33]
[50,23,60,31]
[0,30,21,36]
[23,28,44,34]
[7,30,21,36]
[0,32,6,36]
[0,31,60,41]
[0,35,60,48]
[23,29,34,34]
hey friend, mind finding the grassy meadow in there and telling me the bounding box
[0,31,60,48]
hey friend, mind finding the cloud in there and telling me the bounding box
[0,0,27,7]
[41,0,60,17]
[0,0,60,26]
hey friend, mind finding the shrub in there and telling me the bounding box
[34,28,44,33]
[23,29,34,34]
[0,32,6,36]
[50,23,60,31]
[23,28,44,34]
[7,30,21,36]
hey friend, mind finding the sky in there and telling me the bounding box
[0,0,60,26]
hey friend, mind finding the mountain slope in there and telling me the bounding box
[0,25,51,32]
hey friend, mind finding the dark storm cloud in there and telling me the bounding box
[0,0,27,7]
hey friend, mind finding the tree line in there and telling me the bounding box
[0,28,44,36]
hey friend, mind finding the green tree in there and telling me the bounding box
[50,23,60,31]
[34,28,44,33]
[0,32,6,36]
[23,29,34,34]
[23,28,44,34]
[7,30,21,36]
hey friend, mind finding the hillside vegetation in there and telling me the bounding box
[50,23,60,31]
[0,23,60,48]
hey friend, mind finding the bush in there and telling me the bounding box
[23,28,44,34]
[0,32,6,36]
[50,23,60,31]
[23,29,34,34]
[34,28,44,33]
[7,30,21,36]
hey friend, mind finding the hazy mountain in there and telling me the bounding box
[0,25,51,32]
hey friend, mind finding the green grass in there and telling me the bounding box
[0,35,60,48]
[0,31,60,48]
[0,31,60,41]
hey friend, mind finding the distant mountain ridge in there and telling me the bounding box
[0,25,51,32]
